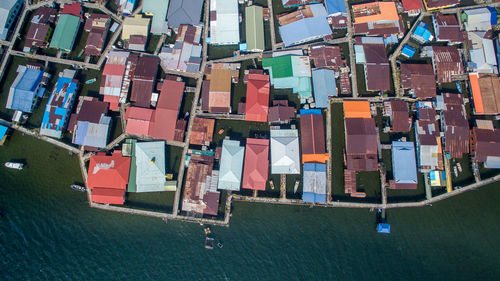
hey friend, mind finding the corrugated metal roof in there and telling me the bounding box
[6,65,44,113]
[312,68,336,108]
[302,163,326,202]
[142,0,169,34]
[325,0,347,15]
[49,14,81,51]
[279,17,332,47]
[134,141,166,192]
[391,141,418,189]
[209,0,240,44]
[245,74,269,122]
[271,129,301,174]
[242,138,269,191]
[218,140,245,191]
[245,6,265,51]
[167,0,204,28]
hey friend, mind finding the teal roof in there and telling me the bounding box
[218,140,244,191]
[262,56,293,78]
[49,14,80,51]
[142,0,169,34]
[134,141,166,192]
[263,55,312,99]
[0,124,8,140]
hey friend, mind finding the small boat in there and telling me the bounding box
[70,184,86,192]
[4,162,23,170]
[217,242,223,248]
[205,237,215,250]
[85,78,97,84]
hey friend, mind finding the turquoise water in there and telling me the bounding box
[1,132,499,280]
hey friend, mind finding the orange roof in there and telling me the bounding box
[343,101,371,118]
[302,153,329,164]
[190,117,215,145]
[352,2,399,24]
[87,151,131,191]
[469,73,484,114]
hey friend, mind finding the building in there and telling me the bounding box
[262,55,312,101]
[312,68,336,108]
[182,152,220,216]
[401,0,424,16]
[467,31,498,74]
[142,0,169,34]
[245,6,265,52]
[218,140,245,191]
[345,118,378,171]
[343,100,371,118]
[282,0,320,8]
[23,7,57,52]
[122,14,150,51]
[300,109,328,163]
[167,0,204,29]
[324,0,347,17]
[401,45,416,58]
[209,0,239,45]
[159,24,202,73]
[68,97,111,150]
[84,13,110,56]
[463,7,497,32]
[0,0,22,40]
[411,22,433,44]
[128,141,168,192]
[469,73,500,115]
[302,163,327,203]
[441,93,469,159]
[6,64,48,113]
[130,56,159,108]
[390,141,418,190]
[202,65,239,113]
[242,138,269,191]
[270,129,300,174]
[309,44,347,71]
[355,37,390,92]
[100,51,130,111]
[423,0,459,10]
[352,1,403,36]
[40,69,78,139]
[400,63,436,99]
[432,13,464,44]
[425,46,464,83]
[268,100,296,124]
[87,151,131,205]
[149,80,185,141]
[190,117,215,145]
[118,0,136,16]
[470,126,500,168]
[415,106,443,172]
[49,3,83,52]
[245,74,270,122]
[125,106,153,136]
[384,100,411,132]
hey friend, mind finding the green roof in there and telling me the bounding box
[49,14,80,52]
[262,56,293,78]
[126,139,138,192]
[245,6,265,51]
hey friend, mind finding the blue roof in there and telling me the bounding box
[0,125,8,139]
[299,109,322,115]
[279,17,332,47]
[391,141,418,184]
[325,0,347,15]
[302,163,326,203]
[377,223,390,233]
[402,45,416,58]
[412,23,432,43]
[6,66,44,113]
[303,192,327,203]
[312,68,336,108]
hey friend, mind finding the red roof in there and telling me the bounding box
[103,95,119,111]
[150,80,185,141]
[61,3,82,19]
[245,74,270,122]
[103,64,126,76]
[242,138,269,190]
[91,187,126,205]
[125,106,153,136]
[401,0,423,11]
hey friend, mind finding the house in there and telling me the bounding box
[218,140,245,191]
[278,4,332,47]
[411,22,433,44]
[117,0,136,16]
[467,31,498,74]
[202,64,239,113]
[49,3,83,52]
[432,13,464,44]
[390,141,418,190]
[324,0,347,17]
[40,69,78,139]
[84,13,110,56]
[469,73,500,115]
[302,163,327,203]
[100,51,130,111]
[242,138,269,191]
[190,117,215,145]
[282,0,320,8]
[401,0,424,16]
[159,24,202,73]
[0,0,23,40]
[463,7,497,32]
[246,6,265,52]
[344,117,378,171]
[182,152,220,216]
[209,0,239,45]
[23,7,57,52]
[352,1,403,37]
[401,44,416,58]
[87,151,131,205]
[270,129,301,174]
[130,56,159,108]
[150,80,185,141]
[125,106,154,136]
[355,37,390,92]
[400,63,436,99]
[128,141,168,192]
[441,93,469,159]
[122,14,150,51]
[343,100,371,118]
[268,100,296,124]
[6,64,48,113]
[262,55,312,101]
[312,68,336,108]
[470,126,500,168]
[425,46,464,83]
[167,0,204,29]
[300,109,328,163]
[142,0,169,34]
[415,106,443,172]
[244,73,270,122]
[68,97,111,150]
[384,100,411,132]
[309,44,347,71]
[423,0,459,10]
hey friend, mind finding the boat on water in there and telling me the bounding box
[70,184,86,192]
[4,162,23,170]
[205,237,215,250]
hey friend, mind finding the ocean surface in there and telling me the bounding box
[1,131,499,280]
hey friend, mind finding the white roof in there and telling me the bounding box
[270,129,300,174]
[218,139,244,191]
[210,0,240,44]
[135,141,166,192]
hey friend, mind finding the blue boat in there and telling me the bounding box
[377,223,391,234]
[70,184,86,192]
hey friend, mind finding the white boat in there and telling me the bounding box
[4,162,23,170]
